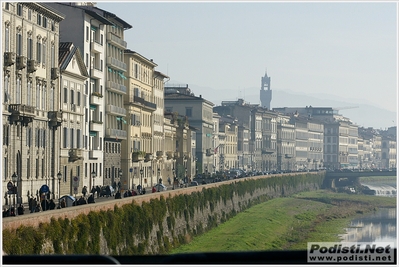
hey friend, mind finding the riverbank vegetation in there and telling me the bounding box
[170,190,396,253]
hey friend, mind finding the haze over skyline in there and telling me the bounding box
[97,1,397,122]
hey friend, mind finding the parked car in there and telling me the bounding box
[154,184,167,191]
[189,181,199,187]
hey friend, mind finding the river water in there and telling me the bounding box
[339,178,397,247]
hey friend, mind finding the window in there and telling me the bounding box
[186,107,192,117]
[42,42,46,63]
[16,78,21,104]
[43,17,47,28]
[36,83,41,108]
[4,75,10,103]
[27,37,33,59]
[28,9,31,20]
[63,127,68,148]
[42,85,46,110]
[50,86,54,111]
[70,89,74,104]
[37,14,42,26]
[17,4,22,16]
[70,129,74,148]
[86,26,89,41]
[27,81,32,106]
[16,33,22,55]
[63,87,68,103]
[5,26,10,52]
[51,44,55,68]
[77,92,81,106]
[36,40,42,63]
[77,129,81,148]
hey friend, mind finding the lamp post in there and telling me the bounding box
[57,171,62,201]
[172,167,175,190]
[11,172,18,216]
[157,168,161,191]
[118,169,122,192]
[91,171,96,189]
[140,168,144,194]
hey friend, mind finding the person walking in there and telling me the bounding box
[82,186,87,198]
[167,176,171,185]
[17,204,24,215]
[60,198,66,208]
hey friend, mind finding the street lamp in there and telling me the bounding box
[91,171,96,189]
[57,171,62,201]
[157,168,161,192]
[140,168,144,194]
[172,167,175,190]
[11,172,18,216]
[118,169,122,192]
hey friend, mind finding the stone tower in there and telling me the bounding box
[260,71,272,109]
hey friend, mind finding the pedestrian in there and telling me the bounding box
[35,203,41,212]
[88,194,95,204]
[142,187,146,195]
[167,176,171,185]
[60,198,66,208]
[41,198,49,211]
[114,191,121,199]
[137,184,142,194]
[152,186,156,193]
[17,204,24,215]
[49,199,56,210]
[96,186,101,198]
[82,186,87,198]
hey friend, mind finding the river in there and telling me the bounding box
[339,177,397,247]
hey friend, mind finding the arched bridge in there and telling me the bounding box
[323,170,397,189]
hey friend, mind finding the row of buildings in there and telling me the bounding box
[2,3,397,204]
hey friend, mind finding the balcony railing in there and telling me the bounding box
[133,96,156,110]
[105,128,127,140]
[106,104,126,116]
[69,148,82,161]
[107,56,126,72]
[107,80,127,94]
[107,32,127,49]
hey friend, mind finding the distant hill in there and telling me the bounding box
[171,83,397,130]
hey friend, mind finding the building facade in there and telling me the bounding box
[2,2,64,204]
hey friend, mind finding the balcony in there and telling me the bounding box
[89,149,103,159]
[91,66,103,79]
[90,120,103,132]
[106,104,126,116]
[107,81,127,94]
[48,111,62,128]
[166,151,173,160]
[91,40,103,53]
[174,151,180,159]
[8,104,36,124]
[132,151,145,162]
[145,153,153,162]
[105,128,127,140]
[133,96,156,111]
[107,56,126,72]
[90,93,103,105]
[69,148,82,162]
[156,151,163,159]
[107,32,127,49]
[261,148,275,154]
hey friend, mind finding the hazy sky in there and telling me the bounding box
[97,1,397,113]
